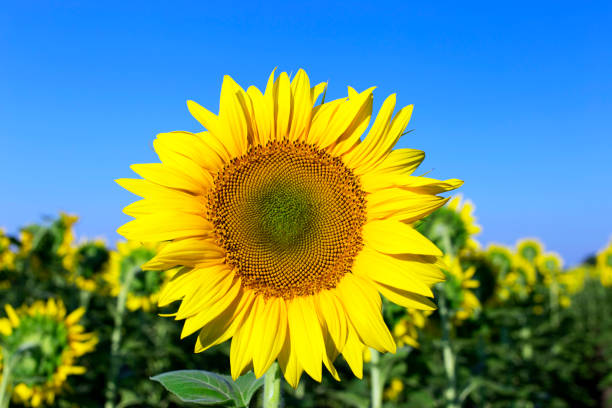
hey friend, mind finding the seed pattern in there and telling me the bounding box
[208,140,367,299]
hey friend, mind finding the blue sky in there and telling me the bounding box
[1,1,610,265]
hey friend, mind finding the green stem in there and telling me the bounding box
[550,275,559,328]
[104,266,138,408]
[370,348,382,408]
[439,293,459,408]
[263,362,281,408]
[0,349,13,408]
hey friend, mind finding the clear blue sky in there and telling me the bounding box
[1,1,610,266]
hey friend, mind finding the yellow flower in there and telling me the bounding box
[383,377,404,401]
[516,238,544,265]
[596,238,612,287]
[57,213,78,261]
[0,299,97,407]
[538,251,564,286]
[447,195,481,251]
[0,228,15,270]
[443,256,480,321]
[67,240,109,293]
[392,308,431,348]
[117,69,461,386]
[104,241,166,312]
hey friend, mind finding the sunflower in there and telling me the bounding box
[516,238,544,265]
[0,299,97,407]
[392,308,431,348]
[596,239,612,287]
[104,241,167,311]
[117,69,461,386]
[441,256,480,321]
[66,240,110,292]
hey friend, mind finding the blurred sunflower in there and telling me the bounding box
[537,252,563,286]
[0,228,15,270]
[117,69,461,386]
[392,308,432,348]
[66,240,110,292]
[383,378,404,401]
[416,194,480,256]
[442,256,481,321]
[0,299,97,407]
[596,239,612,287]
[56,213,78,261]
[516,238,544,265]
[104,241,166,311]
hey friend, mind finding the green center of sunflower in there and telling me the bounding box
[208,140,366,299]
[4,314,68,385]
[256,182,315,248]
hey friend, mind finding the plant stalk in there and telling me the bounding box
[104,266,138,408]
[0,349,12,408]
[263,362,281,408]
[370,348,382,408]
[439,293,459,408]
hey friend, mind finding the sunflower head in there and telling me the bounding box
[517,238,544,265]
[105,241,164,311]
[0,299,97,407]
[440,256,481,321]
[117,69,461,386]
[68,240,109,292]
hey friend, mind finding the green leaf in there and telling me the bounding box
[151,370,234,406]
[151,370,265,407]
[232,372,265,407]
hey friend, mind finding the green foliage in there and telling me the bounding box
[151,370,264,407]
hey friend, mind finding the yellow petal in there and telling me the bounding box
[366,148,425,177]
[278,329,304,388]
[273,72,292,140]
[367,189,449,223]
[316,290,348,354]
[195,289,256,353]
[246,86,272,145]
[329,88,374,157]
[65,307,85,326]
[230,296,262,379]
[341,322,365,379]
[353,247,434,297]
[116,178,193,199]
[252,297,288,377]
[153,139,213,189]
[287,296,325,382]
[375,282,437,310]
[288,69,312,141]
[130,163,207,194]
[311,82,327,104]
[117,213,212,242]
[142,237,224,270]
[123,196,205,217]
[218,75,249,155]
[155,131,226,172]
[180,275,241,338]
[342,93,396,168]
[362,173,463,193]
[363,220,443,256]
[4,304,19,326]
[336,274,396,353]
[175,266,235,319]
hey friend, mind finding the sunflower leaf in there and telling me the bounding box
[151,370,234,406]
[231,372,265,407]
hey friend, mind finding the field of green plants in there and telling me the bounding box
[1,197,612,407]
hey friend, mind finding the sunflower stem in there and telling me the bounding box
[439,292,459,408]
[104,265,138,408]
[370,348,383,408]
[0,348,13,408]
[263,362,281,408]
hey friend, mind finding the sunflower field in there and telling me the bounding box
[1,199,612,407]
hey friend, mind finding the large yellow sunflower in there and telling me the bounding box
[0,299,97,407]
[117,69,461,386]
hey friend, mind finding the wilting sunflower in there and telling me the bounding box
[0,299,97,407]
[117,69,461,386]
[104,241,167,311]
